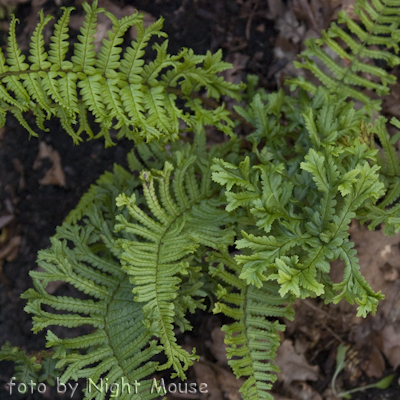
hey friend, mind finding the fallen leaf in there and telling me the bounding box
[0,236,21,261]
[276,339,319,386]
[12,158,25,190]
[342,0,359,20]
[381,325,400,369]
[284,381,322,400]
[363,344,385,379]
[193,361,223,400]
[0,215,14,230]
[214,365,244,400]
[266,0,285,19]
[33,142,66,187]
[208,327,228,366]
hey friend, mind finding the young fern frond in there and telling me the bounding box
[209,250,294,400]
[0,1,244,145]
[288,0,400,114]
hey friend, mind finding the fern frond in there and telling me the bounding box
[115,141,237,379]
[0,3,243,143]
[48,7,75,71]
[288,0,400,113]
[22,168,162,400]
[209,250,294,400]
[356,116,400,234]
[0,342,57,385]
[213,91,385,315]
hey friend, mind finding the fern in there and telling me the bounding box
[0,1,244,146]
[288,0,400,114]
[3,1,400,400]
[21,166,162,400]
[0,342,57,386]
[15,135,240,397]
[356,116,400,235]
[213,90,386,316]
[115,138,238,379]
[209,249,294,400]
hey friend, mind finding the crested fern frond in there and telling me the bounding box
[213,91,385,315]
[0,342,57,385]
[209,250,294,400]
[288,0,400,113]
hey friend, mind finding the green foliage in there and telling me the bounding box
[0,1,243,146]
[0,342,57,385]
[288,0,400,114]
[2,1,400,400]
[209,249,294,400]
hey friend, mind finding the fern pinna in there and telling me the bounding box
[2,0,400,400]
[0,1,243,146]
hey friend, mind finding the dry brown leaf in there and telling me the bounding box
[284,381,322,400]
[276,339,319,386]
[381,325,400,369]
[363,344,385,378]
[193,361,223,400]
[208,327,228,366]
[33,142,66,187]
[0,236,21,261]
[342,0,359,20]
[0,215,14,230]
[12,158,26,190]
[266,0,285,19]
[214,365,244,400]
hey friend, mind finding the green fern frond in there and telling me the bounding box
[115,141,238,379]
[356,116,400,234]
[213,91,385,315]
[0,3,243,145]
[22,169,162,400]
[288,0,400,113]
[209,250,294,400]
[0,342,57,385]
